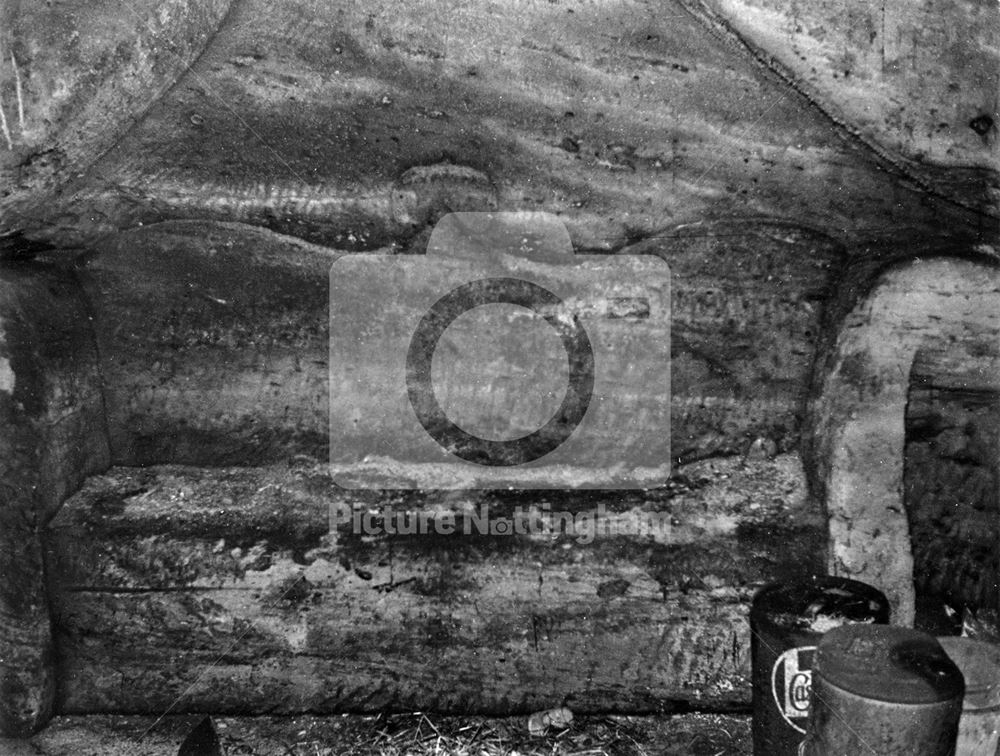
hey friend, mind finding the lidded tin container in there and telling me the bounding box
[750,576,890,755]
[938,637,1000,756]
[801,624,964,755]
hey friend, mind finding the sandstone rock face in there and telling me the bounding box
[904,378,999,620]
[47,455,820,716]
[0,0,995,737]
[703,0,998,172]
[809,258,1000,624]
[3,0,992,242]
[0,0,233,207]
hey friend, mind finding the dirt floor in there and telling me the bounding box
[1,713,751,755]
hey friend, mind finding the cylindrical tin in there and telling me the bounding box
[801,624,964,755]
[938,637,1000,756]
[750,576,890,755]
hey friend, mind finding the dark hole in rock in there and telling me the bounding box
[969,114,994,136]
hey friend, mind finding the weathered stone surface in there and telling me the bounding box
[70,218,842,468]
[0,0,994,739]
[904,374,999,618]
[0,0,233,212]
[10,0,985,249]
[46,454,821,715]
[807,257,1000,624]
[698,0,999,177]
[625,219,844,462]
[79,220,335,466]
[0,263,108,735]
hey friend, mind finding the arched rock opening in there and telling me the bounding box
[808,256,1000,625]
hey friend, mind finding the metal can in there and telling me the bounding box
[938,637,1000,756]
[801,624,964,755]
[750,576,890,756]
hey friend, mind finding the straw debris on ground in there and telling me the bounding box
[17,713,752,755]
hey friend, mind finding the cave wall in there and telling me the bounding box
[0,0,996,737]
[904,373,999,622]
[808,257,1000,624]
